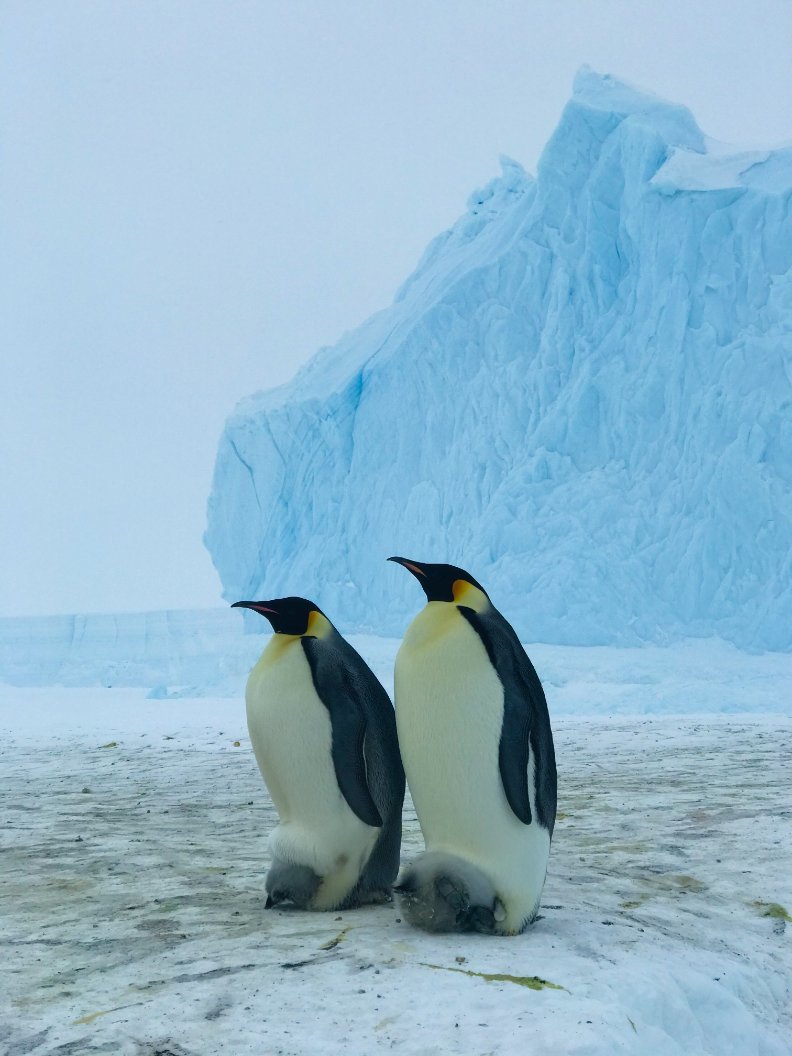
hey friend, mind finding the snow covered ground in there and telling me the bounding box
[2,634,791,1055]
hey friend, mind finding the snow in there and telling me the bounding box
[2,617,791,1053]
[2,682,790,1055]
[654,136,792,194]
[204,69,792,651]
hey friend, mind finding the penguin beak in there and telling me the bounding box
[388,556,428,579]
[231,601,278,617]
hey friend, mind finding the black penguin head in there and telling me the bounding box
[231,596,326,636]
[388,557,489,605]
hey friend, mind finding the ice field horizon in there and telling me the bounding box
[1,606,791,720]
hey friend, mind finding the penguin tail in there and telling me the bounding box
[395,851,502,934]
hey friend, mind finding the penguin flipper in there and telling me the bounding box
[497,693,533,825]
[301,637,383,828]
[458,606,546,826]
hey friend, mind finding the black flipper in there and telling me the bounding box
[499,693,532,825]
[301,636,383,828]
[458,605,556,832]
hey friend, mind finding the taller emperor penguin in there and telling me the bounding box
[232,597,404,911]
[389,558,557,935]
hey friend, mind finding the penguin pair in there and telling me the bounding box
[233,558,557,936]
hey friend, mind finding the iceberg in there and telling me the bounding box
[205,69,792,649]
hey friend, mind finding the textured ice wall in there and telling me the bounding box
[205,70,792,649]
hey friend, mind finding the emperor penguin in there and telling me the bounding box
[389,558,557,936]
[232,596,404,911]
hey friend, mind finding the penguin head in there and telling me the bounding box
[388,557,489,608]
[231,596,329,637]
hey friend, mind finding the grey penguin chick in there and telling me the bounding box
[232,596,405,911]
[389,558,557,935]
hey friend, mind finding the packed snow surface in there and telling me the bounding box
[2,688,790,1055]
[205,69,792,650]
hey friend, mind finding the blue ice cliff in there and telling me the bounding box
[205,70,792,649]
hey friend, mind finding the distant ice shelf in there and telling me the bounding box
[2,610,792,717]
[0,609,259,696]
[205,68,792,650]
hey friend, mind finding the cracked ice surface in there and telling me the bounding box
[1,687,790,1055]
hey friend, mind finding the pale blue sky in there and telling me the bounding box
[2,0,791,617]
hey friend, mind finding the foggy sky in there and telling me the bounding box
[2,0,791,617]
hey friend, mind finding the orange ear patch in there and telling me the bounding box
[452,579,470,601]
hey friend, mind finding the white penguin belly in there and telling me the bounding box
[245,637,377,908]
[395,604,550,932]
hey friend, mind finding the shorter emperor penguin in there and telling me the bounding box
[389,558,556,935]
[232,596,404,911]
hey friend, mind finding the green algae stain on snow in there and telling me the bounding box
[420,962,566,991]
[752,901,792,922]
[319,925,352,950]
[621,873,707,909]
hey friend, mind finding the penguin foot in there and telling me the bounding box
[359,887,393,906]
[338,885,393,910]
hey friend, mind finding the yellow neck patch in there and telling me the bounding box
[306,610,333,639]
[452,579,489,612]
